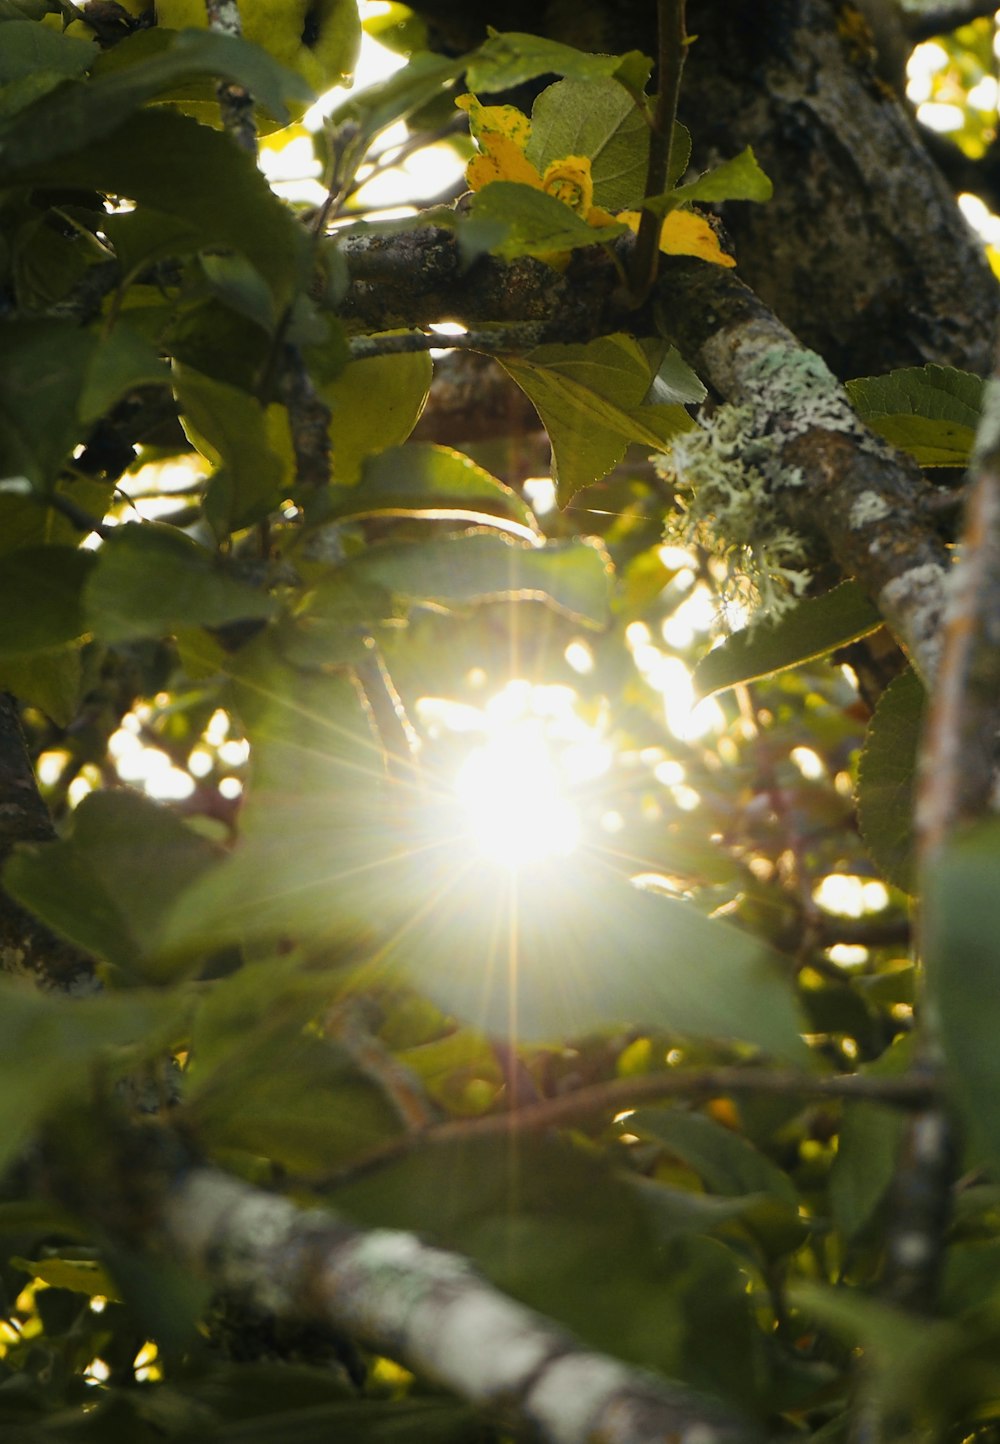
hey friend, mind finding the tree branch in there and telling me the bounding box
[314,1066,937,1188]
[204,0,256,154]
[153,1164,761,1444]
[654,259,952,682]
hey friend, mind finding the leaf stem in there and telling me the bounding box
[628,0,688,304]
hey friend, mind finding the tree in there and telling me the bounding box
[2,0,1000,1438]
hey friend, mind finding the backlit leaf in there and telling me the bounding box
[84,522,276,642]
[0,546,94,658]
[857,666,924,894]
[501,333,695,501]
[693,582,882,695]
[323,346,432,484]
[172,368,287,532]
[466,32,646,92]
[343,532,614,627]
[4,788,223,982]
[319,443,538,540]
[927,818,1000,1176]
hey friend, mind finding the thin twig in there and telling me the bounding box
[354,645,423,788]
[204,0,256,155]
[628,0,687,303]
[313,1066,938,1189]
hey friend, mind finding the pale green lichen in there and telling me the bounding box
[741,346,864,442]
[655,403,812,622]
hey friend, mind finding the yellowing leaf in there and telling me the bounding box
[541,155,594,216]
[456,94,532,148]
[619,209,737,268]
[467,135,542,191]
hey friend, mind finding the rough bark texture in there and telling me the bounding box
[657,259,952,680]
[407,0,1000,379]
[156,1167,760,1444]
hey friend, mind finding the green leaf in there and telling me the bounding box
[856,414,976,468]
[829,1102,903,1241]
[377,855,809,1057]
[77,322,170,424]
[9,108,307,303]
[458,181,625,265]
[856,667,924,895]
[11,1255,118,1301]
[526,76,653,209]
[846,364,983,467]
[0,983,171,1173]
[172,368,286,533]
[343,532,614,627]
[0,27,311,168]
[0,546,95,658]
[789,1281,966,1428]
[693,582,882,696]
[647,343,707,406]
[327,50,461,145]
[332,1134,764,1399]
[668,146,773,205]
[466,31,646,92]
[199,251,278,333]
[0,320,96,488]
[323,345,432,484]
[0,643,82,726]
[274,572,396,670]
[629,1107,798,1203]
[629,1108,806,1257]
[318,443,538,540]
[84,522,276,642]
[4,788,223,982]
[188,1034,403,1176]
[928,818,1000,1175]
[0,319,170,489]
[501,333,695,501]
[0,20,94,83]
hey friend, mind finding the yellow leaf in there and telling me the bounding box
[456,94,532,149]
[541,156,594,217]
[618,209,737,268]
[466,134,543,192]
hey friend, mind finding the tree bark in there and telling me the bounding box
[407,0,1000,379]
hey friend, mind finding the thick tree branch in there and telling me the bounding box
[337,226,627,338]
[339,231,953,679]
[655,259,952,681]
[143,1164,759,1444]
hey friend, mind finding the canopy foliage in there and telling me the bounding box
[2,2,1000,1441]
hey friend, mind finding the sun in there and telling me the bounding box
[455,722,581,866]
[419,681,613,870]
